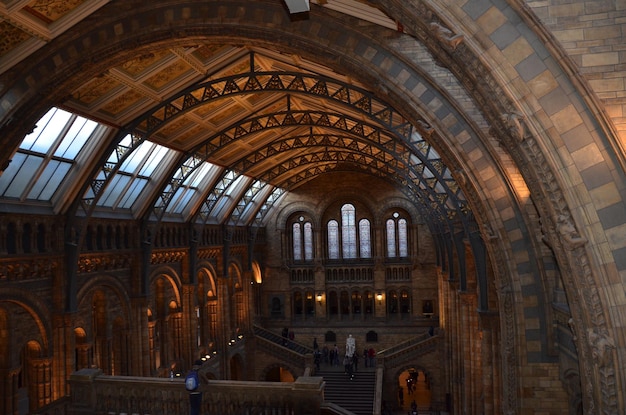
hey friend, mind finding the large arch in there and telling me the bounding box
[0,1,623,413]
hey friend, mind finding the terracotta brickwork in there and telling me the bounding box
[0,1,625,414]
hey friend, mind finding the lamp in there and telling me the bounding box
[316,293,323,304]
[376,293,383,304]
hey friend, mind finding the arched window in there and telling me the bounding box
[341,204,357,258]
[293,222,302,260]
[328,220,339,259]
[386,212,409,258]
[327,204,372,259]
[292,216,313,261]
[359,219,371,258]
[304,222,313,260]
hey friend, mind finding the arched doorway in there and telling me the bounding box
[230,354,244,380]
[397,368,432,413]
[263,365,295,382]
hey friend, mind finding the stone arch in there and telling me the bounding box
[0,300,51,414]
[148,266,184,375]
[229,352,245,381]
[76,273,133,332]
[0,289,52,360]
[271,200,325,231]
[227,261,245,335]
[197,264,218,301]
[197,263,219,353]
[258,362,297,383]
[391,363,439,410]
[149,265,184,305]
[0,0,622,410]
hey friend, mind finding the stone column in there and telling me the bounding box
[217,275,231,379]
[51,312,75,397]
[479,311,499,415]
[181,283,198,369]
[460,292,480,415]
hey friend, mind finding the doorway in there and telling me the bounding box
[397,368,431,412]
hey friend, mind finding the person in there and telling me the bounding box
[410,399,418,415]
[333,344,340,366]
[322,345,332,365]
[314,349,321,371]
[363,348,369,367]
[352,351,359,372]
[187,360,203,415]
[322,345,329,365]
[313,337,319,351]
[368,347,376,367]
[282,327,289,346]
[344,354,353,380]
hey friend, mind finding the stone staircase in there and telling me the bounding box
[316,366,376,415]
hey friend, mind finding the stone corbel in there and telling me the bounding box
[429,22,464,51]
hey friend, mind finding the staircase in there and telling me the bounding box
[317,366,376,415]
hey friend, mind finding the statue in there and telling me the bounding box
[346,334,356,357]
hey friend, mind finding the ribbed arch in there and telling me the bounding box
[74,68,468,231]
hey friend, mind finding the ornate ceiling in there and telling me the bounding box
[0,0,467,229]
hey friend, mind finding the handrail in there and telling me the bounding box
[377,330,433,356]
[66,332,438,415]
[68,368,325,415]
[253,324,314,354]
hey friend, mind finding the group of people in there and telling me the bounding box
[311,334,377,381]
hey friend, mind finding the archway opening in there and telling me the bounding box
[397,368,431,413]
[264,366,295,382]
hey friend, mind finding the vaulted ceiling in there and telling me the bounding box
[3,2,626,411]
[0,0,469,231]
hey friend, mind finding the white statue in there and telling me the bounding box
[346,334,356,357]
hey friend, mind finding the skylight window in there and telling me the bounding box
[97,138,175,210]
[0,107,100,202]
[165,161,218,216]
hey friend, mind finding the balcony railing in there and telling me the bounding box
[68,369,325,415]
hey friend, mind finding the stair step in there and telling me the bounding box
[317,370,376,415]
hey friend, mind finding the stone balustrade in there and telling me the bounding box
[68,368,325,415]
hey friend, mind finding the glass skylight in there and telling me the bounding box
[165,161,219,216]
[97,138,175,210]
[0,107,100,202]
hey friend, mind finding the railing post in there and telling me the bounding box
[373,365,384,415]
[67,368,102,415]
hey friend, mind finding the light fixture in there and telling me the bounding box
[376,293,383,304]
[283,0,309,14]
[316,293,323,304]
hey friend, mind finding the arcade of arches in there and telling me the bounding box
[1,1,626,415]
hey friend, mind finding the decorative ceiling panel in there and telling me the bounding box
[143,59,195,91]
[119,50,173,77]
[70,76,123,107]
[25,0,86,23]
[0,21,31,55]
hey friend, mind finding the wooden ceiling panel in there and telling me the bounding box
[118,50,174,78]
[99,88,149,118]
[0,21,32,56]
[69,75,123,108]
[171,123,212,150]
[142,58,195,91]
[24,0,86,24]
